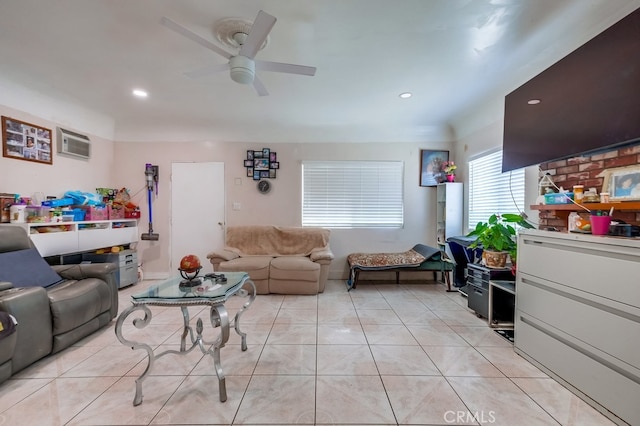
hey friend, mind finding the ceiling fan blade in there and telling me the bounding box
[184,63,230,79]
[252,76,269,96]
[256,60,317,76]
[239,10,276,59]
[161,16,232,60]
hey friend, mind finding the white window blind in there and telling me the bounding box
[468,150,525,228]
[302,161,404,228]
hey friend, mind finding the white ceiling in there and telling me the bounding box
[0,0,638,144]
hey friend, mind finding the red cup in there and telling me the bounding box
[590,215,611,235]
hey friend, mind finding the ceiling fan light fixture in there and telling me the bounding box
[215,18,269,51]
[229,55,255,84]
[163,11,314,96]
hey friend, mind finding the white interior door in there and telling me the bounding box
[171,162,225,274]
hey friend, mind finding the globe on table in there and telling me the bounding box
[178,254,202,285]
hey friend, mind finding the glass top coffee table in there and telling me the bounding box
[115,271,255,406]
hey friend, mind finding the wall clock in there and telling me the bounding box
[257,180,271,194]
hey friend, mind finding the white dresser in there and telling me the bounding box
[515,230,640,425]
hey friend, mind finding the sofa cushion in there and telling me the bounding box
[47,278,111,335]
[218,256,272,280]
[0,248,62,288]
[217,256,272,295]
[270,257,320,281]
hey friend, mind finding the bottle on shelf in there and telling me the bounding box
[568,212,579,232]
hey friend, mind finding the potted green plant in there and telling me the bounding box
[466,213,534,268]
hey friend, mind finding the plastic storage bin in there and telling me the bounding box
[74,205,108,221]
[63,208,86,221]
[108,205,125,219]
[25,206,50,223]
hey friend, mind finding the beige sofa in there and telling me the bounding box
[206,226,333,295]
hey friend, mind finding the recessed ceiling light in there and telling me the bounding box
[132,89,148,98]
[527,99,541,105]
[399,92,412,99]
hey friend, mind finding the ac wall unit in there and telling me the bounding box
[57,127,91,159]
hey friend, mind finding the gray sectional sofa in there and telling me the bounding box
[0,225,118,384]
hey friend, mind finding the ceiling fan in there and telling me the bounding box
[161,10,316,96]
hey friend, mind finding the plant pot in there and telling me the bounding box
[482,250,509,268]
[446,174,455,182]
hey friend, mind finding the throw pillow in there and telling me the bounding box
[0,248,63,288]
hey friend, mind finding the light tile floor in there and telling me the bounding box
[0,279,618,425]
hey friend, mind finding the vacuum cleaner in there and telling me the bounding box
[141,163,160,241]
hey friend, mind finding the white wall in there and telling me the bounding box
[0,104,116,200]
[453,112,540,232]
[114,140,455,279]
[2,79,546,283]
[1,84,456,281]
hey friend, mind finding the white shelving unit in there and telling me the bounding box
[2,219,139,257]
[436,182,463,245]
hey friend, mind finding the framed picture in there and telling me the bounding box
[419,149,449,187]
[2,116,53,165]
[254,158,270,171]
[602,165,640,201]
[245,149,278,178]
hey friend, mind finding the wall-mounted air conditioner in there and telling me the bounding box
[57,127,91,159]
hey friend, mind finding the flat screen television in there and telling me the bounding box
[502,7,640,173]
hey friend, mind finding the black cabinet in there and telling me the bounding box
[466,263,513,318]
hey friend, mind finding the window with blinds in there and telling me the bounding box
[302,161,404,228]
[468,150,525,228]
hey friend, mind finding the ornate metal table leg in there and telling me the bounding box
[115,304,155,406]
[180,306,191,351]
[206,305,230,402]
[234,280,256,351]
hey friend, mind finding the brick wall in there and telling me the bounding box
[538,142,640,230]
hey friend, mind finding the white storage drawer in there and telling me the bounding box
[516,313,640,426]
[518,233,640,307]
[517,275,640,369]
